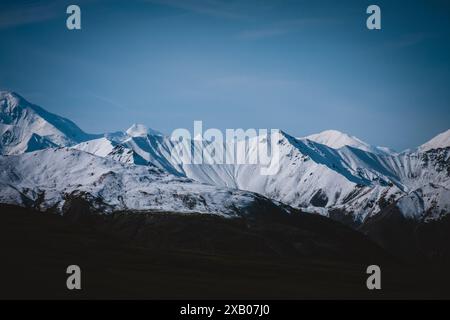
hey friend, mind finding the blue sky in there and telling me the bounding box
[0,0,449,151]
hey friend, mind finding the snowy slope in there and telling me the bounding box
[126,123,162,137]
[0,91,100,155]
[0,147,289,217]
[418,129,450,152]
[75,129,406,221]
[304,130,396,155]
[80,128,450,222]
[396,183,450,221]
[1,91,449,223]
[74,137,117,157]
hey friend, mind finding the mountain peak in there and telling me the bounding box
[126,123,162,137]
[0,90,18,98]
[126,124,149,137]
[0,91,26,111]
[419,129,450,152]
[1,91,99,154]
[304,129,395,155]
[305,129,367,149]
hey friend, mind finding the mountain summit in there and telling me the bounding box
[125,123,162,137]
[419,129,450,152]
[304,129,395,155]
[0,91,99,154]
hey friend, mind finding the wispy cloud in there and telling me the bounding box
[88,93,129,111]
[207,75,302,89]
[145,1,338,40]
[145,0,248,19]
[0,0,98,30]
[0,0,61,29]
[144,0,281,21]
[236,18,340,40]
[237,27,289,40]
[176,75,304,100]
[386,32,435,49]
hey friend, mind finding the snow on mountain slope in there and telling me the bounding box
[378,147,449,191]
[74,137,117,157]
[0,91,100,155]
[2,92,449,223]
[79,129,407,222]
[304,130,396,155]
[126,123,162,137]
[82,128,450,222]
[418,129,450,152]
[396,183,450,221]
[0,147,288,217]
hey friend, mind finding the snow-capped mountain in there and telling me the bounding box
[74,127,449,221]
[1,91,449,225]
[304,129,396,155]
[418,129,450,152]
[0,91,99,155]
[73,130,399,220]
[0,147,290,217]
[73,126,449,222]
[126,123,162,137]
[73,137,118,157]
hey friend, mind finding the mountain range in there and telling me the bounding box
[1,90,449,262]
[0,92,450,223]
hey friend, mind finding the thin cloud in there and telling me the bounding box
[0,0,98,29]
[387,32,435,49]
[236,18,341,40]
[206,74,303,91]
[237,27,290,40]
[89,93,129,111]
[144,0,278,20]
[0,1,61,29]
[145,0,248,19]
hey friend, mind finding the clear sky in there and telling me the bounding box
[0,0,449,151]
